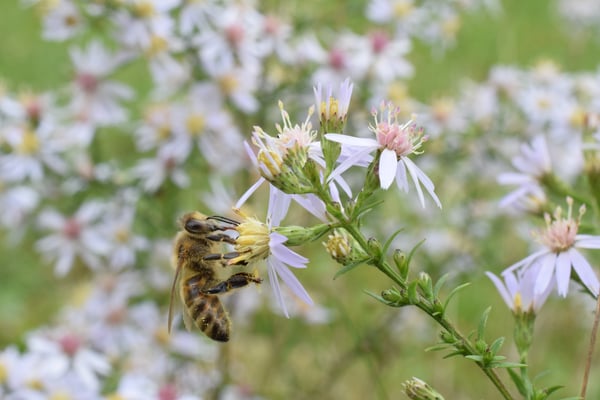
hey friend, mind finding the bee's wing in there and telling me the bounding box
[182,305,194,332]
[168,260,183,333]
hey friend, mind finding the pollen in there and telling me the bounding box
[230,213,271,265]
[324,231,351,260]
[257,148,284,180]
[538,197,583,253]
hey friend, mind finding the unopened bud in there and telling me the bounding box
[402,377,445,400]
[323,229,369,266]
[276,224,330,247]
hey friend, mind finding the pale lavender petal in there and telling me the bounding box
[395,159,409,192]
[569,248,600,296]
[292,194,327,222]
[497,172,533,186]
[268,186,291,227]
[379,148,398,189]
[243,140,258,167]
[235,177,265,209]
[485,272,513,309]
[329,145,377,182]
[270,233,308,268]
[499,186,530,208]
[534,253,557,296]
[555,251,571,297]
[325,134,379,148]
[402,157,426,207]
[503,249,548,274]
[267,257,289,318]
[270,256,313,306]
[575,235,600,249]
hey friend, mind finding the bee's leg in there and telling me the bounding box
[203,251,247,265]
[205,233,236,245]
[202,272,262,295]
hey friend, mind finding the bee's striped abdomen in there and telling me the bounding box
[182,271,231,342]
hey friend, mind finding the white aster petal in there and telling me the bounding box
[535,253,557,296]
[569,248,600,296]
[378,148,398,189]
[555,251,571,297]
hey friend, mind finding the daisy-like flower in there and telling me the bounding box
[497,135,551,209]
[327,101,441,208]
[26,329,111,392]
[229,190,313,318]
[486,262,552,315]
[68,41,133,126]
[504,197,600,297]
[314,77,353,133]
[236,102,321,204]
[36,201,111,276]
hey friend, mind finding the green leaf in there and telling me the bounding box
[507,368,529,396]
[489,337,505,355]
[333,258,370,279]
[381,227,405,255]
[477,307,492,341]
[465,355,484,362]
[442,282,471,315]
[407,281,419,304]
[425,343,453,352]
[491,362,527,369]
[433,273,449,297]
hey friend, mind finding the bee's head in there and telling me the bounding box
[180,212,211,236]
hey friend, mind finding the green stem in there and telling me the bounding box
[338,216,514,399]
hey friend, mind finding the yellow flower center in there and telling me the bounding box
[229,215,271,265]
[49,391,72,400]
[393,1,414,17]
[186,114,206,137]
[218,75,238,95]
[257,148,283,179]
[17,129,39,155]
[132,1,155,18]
[146,35,168,57]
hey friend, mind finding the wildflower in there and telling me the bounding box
[314,77,354,133]
[327,101,441,208]
[504,197,600,297]
[497,135,551,209]
[486,262,552,315]
[236,102,321,204]
[68,41,133,126]
[230,191,313,317]
[36,201,111,276]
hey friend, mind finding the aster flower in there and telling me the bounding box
[326,101,441,208]
[36,201,111,276]
[236,102,325,206]
[486,262,552,315]
[503,197,600,297]
[68,41,133,126]
[497,135,551,209]
[230,190,313,318]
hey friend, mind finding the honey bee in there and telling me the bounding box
[168,212,262,342]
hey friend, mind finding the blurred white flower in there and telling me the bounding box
[36,201,111,276]
[68,41,133,126]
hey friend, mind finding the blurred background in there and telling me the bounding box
[1,0,600,398]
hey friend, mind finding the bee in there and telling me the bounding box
[168,212,262,342]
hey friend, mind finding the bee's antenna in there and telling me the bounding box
[207,215,240,226]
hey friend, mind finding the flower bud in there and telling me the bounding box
[323,229,369,266]
[402,377,445,400]
[275,224,331,247]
